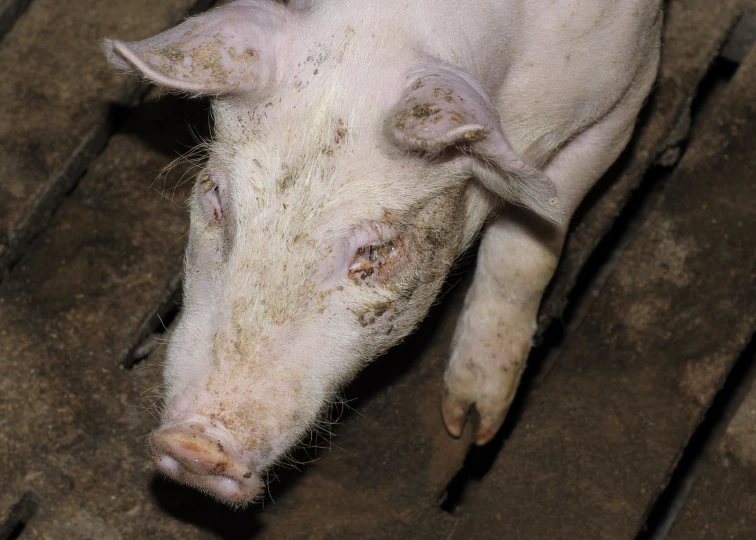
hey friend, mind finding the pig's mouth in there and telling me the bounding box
[149,420,261,505]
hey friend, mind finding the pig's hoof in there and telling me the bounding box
[441,389,471,439]
[150,422,260,505]
[441,384,509,446]
[442,342,528,445]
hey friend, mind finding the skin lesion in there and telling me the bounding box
[348,239,399,282]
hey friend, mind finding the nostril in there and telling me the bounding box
[149,423,255,481]
[151,427,230,476]
[148,422,261,505]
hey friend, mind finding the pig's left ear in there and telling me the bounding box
[386,70,561,222]
[102,1,285,96]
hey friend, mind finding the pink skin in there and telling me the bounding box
[385,68,559,220]
[152,420,260,504]
[103,0,662,504]
[104,1,282,96]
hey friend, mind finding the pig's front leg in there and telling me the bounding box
[441,52,660,444]
[442,212,563,445]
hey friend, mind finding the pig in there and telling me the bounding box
[103,0,662,505]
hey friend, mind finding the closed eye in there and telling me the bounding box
[199,174,224,224]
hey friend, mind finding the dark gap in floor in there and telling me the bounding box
[182,0,218,19]
[438,30,744,516]
[685,56,740,133]
[0,0,35,45]
[124,280,183,369]
[637,332,756,540]
[634,37,748,540]
[0,491,43,540]
[1,0,217,281]
[2,97,138,279]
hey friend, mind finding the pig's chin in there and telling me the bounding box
[149,417,264,507]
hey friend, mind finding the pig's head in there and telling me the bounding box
[104,0,559,505]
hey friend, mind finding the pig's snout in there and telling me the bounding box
[150,421,260,505]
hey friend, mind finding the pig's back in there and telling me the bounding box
[382,0,660,159]
[494,0,663,158]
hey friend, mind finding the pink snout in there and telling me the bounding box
[149,421,260,505]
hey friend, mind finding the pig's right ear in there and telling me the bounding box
[385,69,562,223]
[102,1,285,96]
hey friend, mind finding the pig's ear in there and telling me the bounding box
[386,70,561,222]
[102,2,284,96]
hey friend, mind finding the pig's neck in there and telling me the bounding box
[293,0,520,93]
